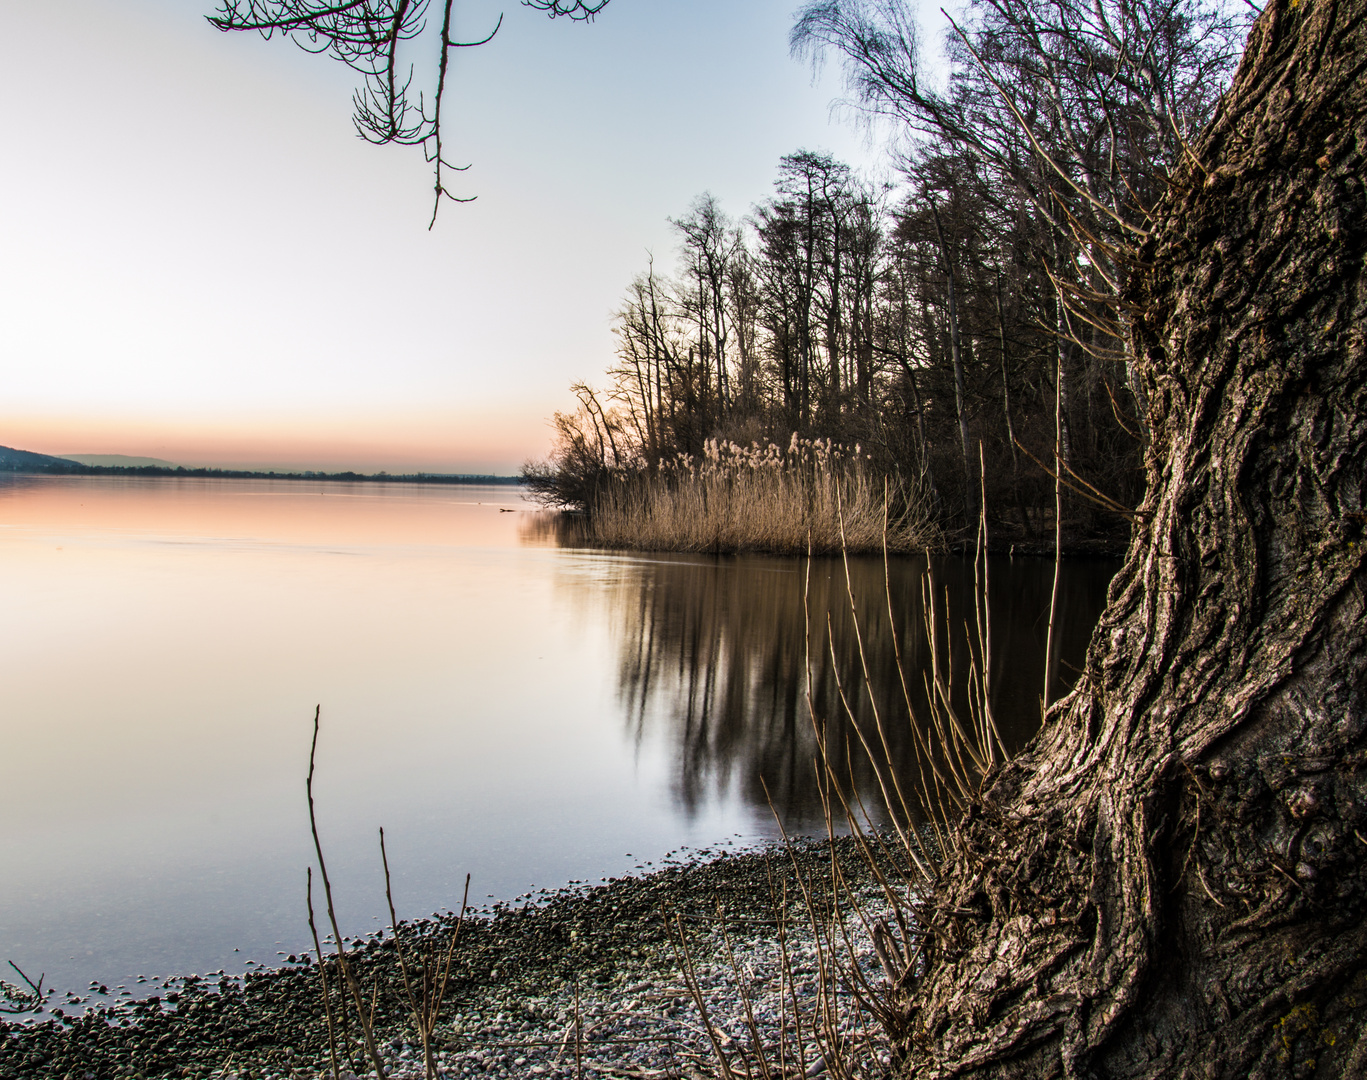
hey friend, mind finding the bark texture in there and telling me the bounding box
[894,1,1367,1075]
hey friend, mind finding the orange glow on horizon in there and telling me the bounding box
[2,407,558,475]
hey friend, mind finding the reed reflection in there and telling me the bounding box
[593,550,1117,828]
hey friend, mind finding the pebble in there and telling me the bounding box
[0,837,908,1080]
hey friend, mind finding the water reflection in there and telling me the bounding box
[573,550,1117,827]
[0,476,1117,993]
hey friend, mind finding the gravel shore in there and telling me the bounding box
[1,838,904,1080]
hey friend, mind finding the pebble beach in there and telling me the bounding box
[1,838,905,1080]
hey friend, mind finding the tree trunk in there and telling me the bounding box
[892,1,1367,1075]
[996,268,1031,539]
[930,196,977,523]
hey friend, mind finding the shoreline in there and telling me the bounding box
[1,467,523,487]
[1,838,899,1080]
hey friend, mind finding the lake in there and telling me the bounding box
[0,475,1117,997]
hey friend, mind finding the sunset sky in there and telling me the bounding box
[0,0,925,474]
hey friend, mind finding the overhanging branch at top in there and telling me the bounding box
[209,0,610,225]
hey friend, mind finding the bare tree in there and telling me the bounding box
[793,0,1252,508]
[672,194,740,424]
[927,192,975,519]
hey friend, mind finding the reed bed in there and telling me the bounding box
[588,436,938,555]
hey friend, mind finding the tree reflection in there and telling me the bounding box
[604,552,1117,828]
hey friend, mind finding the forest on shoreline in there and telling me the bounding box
[3,459,520,487]
[525,0,1252,557]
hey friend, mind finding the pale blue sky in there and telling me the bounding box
[1,0,934,472]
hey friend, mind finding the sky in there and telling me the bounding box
[0,0,926,474]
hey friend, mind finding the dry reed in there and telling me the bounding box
[380,831,470,1080]
[683,485,1011,1080]
[795,482,1008,1065]
[306,706,468,1080]
[306,706,388,1080]
[588,436,938,555]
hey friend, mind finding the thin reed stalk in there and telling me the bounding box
[306,868,342,1080]
[306,706,389,1080]
[573,983,584,1080]
[1044,346,1066,708]
[668,911,741,1080]
[672,488,1010,1080]
[380,828,471,1080]
[798,485,1015,1070]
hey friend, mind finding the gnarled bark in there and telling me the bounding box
[894,1,1367,1075]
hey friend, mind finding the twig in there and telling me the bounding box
[1,961,49,1015]
[575,982,584,1080]
[667,911,740,1080]
[306,706,389,1079]
[5,961,43,999]
[1015,438,1139,518]
[307,868,342,1080]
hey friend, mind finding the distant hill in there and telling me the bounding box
[0,445,82,471]
[61,454,180,468]
[0,445,521,485]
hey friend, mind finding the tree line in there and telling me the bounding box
[531,0,1253,548]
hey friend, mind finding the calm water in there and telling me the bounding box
[0,475,1117,996]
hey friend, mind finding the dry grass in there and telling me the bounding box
[680,496,1012,1080]
[306,706,468,1080]
[588,437,938,555]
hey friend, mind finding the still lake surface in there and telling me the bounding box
[1,475,1118,995]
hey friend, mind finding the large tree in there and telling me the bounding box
[881,0,1367,1074]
